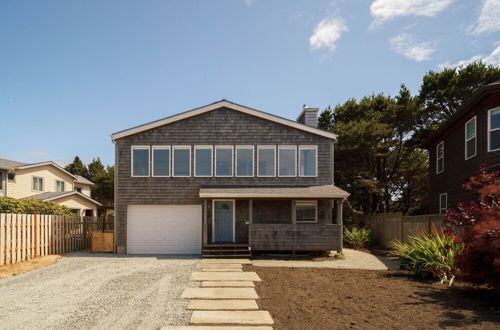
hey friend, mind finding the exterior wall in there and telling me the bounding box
[428,93,500,213]
[53,195,98,217]
[114,107,334,252]
[74,183,92,197]
[0,170,5,197]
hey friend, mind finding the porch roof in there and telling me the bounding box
[199,184,350,199]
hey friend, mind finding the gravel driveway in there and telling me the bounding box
[0,251,199,330]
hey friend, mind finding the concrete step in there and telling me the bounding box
[190,311,274,325]
[200,268,243,272]
[161,327,273,330]
[190,272,261,282]
[197,264,242,269]
[181,288,259,300]
[201,281,255,288]
[187,299,259,310]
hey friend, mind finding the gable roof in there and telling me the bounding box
[27,191,102,206]
[74,175,94,185]
[111,99,337,141]
[0,158,27,170]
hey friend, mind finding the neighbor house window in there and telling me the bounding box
[439,193,447,214]
[215,146,233,177]
[55,180,65,192]
[436,141,444,174]
[152,146,170,177]
[172,146,191,177]
[299,146,317,177]
[278,146,297,177]
[195,146,213,177]
[8,173,15,182]
[236,146,254,177]
[257,146,276,177]
[76,186,83,193]
[32,176,44,191]
[295,201,317,223]
[465,117,477,159]
[488,108,500,151]
[131,146,150,177]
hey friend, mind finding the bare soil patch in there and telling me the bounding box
[246,266,499,330]
[0,255,62,278]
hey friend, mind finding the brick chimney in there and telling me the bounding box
[296,105,319,127]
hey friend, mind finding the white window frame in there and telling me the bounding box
[464,116,477,160]
[235,145,254,177]
[55,180,65,192]
[278,145,297,177]
[172,145,192,177]
[294,200,318,223]
[436,141,444,175]
[215,145,234,177]
[131,145,150,177]
[257,145,276,177]
[194,145,213,177]
[439,193,447,214]
[488,107,500,152]
[298,145,318,177]
[152,146,171,177]
[32,176,44,192]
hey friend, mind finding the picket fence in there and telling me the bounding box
[0,213,113,266]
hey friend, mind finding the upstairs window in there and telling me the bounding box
[76,186,83,193]
[257,146,276,177]
[132,146,150,177]
[173,146,191,177]
[278,146,297,177]
[465,117,477,159]
[215,146,233,177]
[55,180,65,192]
[299,146,317,177]
[436,141,444,174]
[236,146,254,177]
[32,176,44,192]
[152,146,170,177]
[488,108,500,151]
[439,193,447,214]
[195,146,213,177]
[295,201,317,223]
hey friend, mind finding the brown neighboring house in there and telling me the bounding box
[422,82,500,214]
[111,100,349,256]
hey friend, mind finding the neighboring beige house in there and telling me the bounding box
[0,157,101,216]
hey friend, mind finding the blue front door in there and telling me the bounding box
[214,201,234,242]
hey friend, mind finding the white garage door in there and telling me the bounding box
[127,205,202,254]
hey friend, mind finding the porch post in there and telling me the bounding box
[203,199,208,246]
[248,200,253,247]
[336,199,344,253]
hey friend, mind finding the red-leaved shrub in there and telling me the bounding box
[444,164,500,290]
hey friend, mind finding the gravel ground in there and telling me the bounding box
[0,251,199,330]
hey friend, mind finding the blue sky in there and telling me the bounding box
[1,0,499,166]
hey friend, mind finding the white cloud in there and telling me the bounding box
[370,0,454,28]
[469,0,500,35]
[438,44,500,69]
[309,17,348,52]
[389,33,435,62]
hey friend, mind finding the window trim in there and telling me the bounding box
[55,179,65,192]
[465,116,477,160]
[298,145,318,177]
[488,107,500,152]
[278,145,297,177]
[436,141,444,175]
[294,200,318,223]
[131,145,150,177]
[215,145,234,177]
[194,145,213,177]
[32,176,44,192]
[257,145,276,177]
[235,145,254,177]
[439,193,447,215]
[172,145,192,177]
[152,146,171,177]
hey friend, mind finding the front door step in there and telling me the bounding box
[181,288,259,300]
[161,327,273,330]
[190,311,274,325]
[200,259,252,265]
[190,272,261,282]
[187,299,259,310]
[201,281,255,287]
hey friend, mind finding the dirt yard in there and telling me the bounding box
[0,255,62,278]
[247,266,500,330]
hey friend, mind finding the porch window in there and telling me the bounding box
[299,146,317,177]
[439,193,447,214]
[195,146,213,177]
[295,201,317,223]
[236,146,254,177]
[32,176,44,192]
[131,146,150,177]
[465,117,476,159]
[55,180,65,192]
[257,146,276,177]
[278,146,297,177]
[488,108,500,151]
[152,146,170,177]
[215,146,233,177]
[173,146,191,177]
[436,141,444,174]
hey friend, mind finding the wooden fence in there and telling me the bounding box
[0,214,113,266]
[362,213,444,247]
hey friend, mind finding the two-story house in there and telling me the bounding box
[0,158,101,216]
[112,100,349,255]
[423,82,500,214]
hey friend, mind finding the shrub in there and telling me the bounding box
[344,224,374,249]
[0,197,73,216]
[389,229,463,285]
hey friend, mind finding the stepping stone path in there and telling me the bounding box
[162,258,274,330]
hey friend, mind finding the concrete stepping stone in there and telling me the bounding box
[201,259,252,265]
[190,311,274,325]
[181,288,259,299]
[197,264,242,269]
[201,268,243,272]
[187,299,259,310]
[202,281,255,287]
[190,272,261,282]
[161,327,272,330]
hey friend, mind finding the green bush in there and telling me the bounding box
[389,229,464,285]
[344,224,374,249]
[0,197,73,216]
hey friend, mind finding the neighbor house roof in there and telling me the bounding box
[111,99,337,141]
[199,184,350,199]
[74,175,94,185]
[0,157,27,170]
[26,191,102,206]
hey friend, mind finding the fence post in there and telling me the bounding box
[0,214,4,265]
[34,214,39,257]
